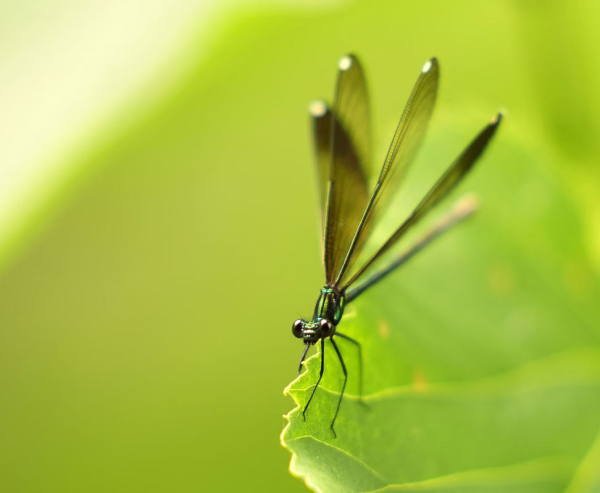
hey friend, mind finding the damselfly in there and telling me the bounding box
[292,55,501,437]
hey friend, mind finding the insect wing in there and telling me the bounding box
[321,55,372,285]
[344,113,503,288]
[334,58,440,286]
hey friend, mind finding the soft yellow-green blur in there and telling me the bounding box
[0,1,599,492]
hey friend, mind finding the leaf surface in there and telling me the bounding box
[282,123,600,493]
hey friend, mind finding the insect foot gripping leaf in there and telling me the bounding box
[282,118,600,492]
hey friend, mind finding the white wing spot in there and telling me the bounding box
[491,111,505,124]
[309,100,327,117]
[422,60,433,73]
[452,193,479,217]
[339,55,353,71]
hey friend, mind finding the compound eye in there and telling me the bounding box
[319,319,333,337]
[292,319,304,338]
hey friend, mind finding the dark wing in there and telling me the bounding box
[334,55,373,183]
[343,112,503,288]
[334,58,440,286]
[309,100,333,225]
[319,54,372,285]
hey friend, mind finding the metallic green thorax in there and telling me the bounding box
[295,286,345,345]
[313,287,345,326]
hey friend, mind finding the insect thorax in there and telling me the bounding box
[312,286,345,326]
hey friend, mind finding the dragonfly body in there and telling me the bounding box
[293,54,502,437]
[294,287,345,344]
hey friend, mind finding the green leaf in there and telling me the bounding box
[282,122,600,492]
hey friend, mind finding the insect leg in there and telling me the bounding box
[297,343,310,374]
[303,338,325,421]
[330,337,347,438]
[335,331,366,407]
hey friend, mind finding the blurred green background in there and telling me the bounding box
[0,1,599,492]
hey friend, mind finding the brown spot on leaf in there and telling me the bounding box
[378,320,390,339]
[412,367,428,393]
